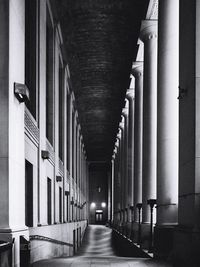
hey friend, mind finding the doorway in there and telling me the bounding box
[95,210,103,224]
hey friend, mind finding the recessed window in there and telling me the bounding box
[25,160,33,227]
[66,193,69,222]
[47,178,52,225]
[72,111,75,178]
[25,0,37,118]
[67,93,70,171]
[46,7,54,145]
[59,187,62,223]
[59,59,64,161]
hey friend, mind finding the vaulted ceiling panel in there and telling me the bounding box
[53,0,149,161]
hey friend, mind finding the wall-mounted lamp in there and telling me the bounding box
[41,150,50,159]
[97,186,101,193]
[70,200,74,205]
[90,202,96,208]
[101,202,106,208]
[56,175,62,182]
[14,82,30,103]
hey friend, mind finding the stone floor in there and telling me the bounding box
[33,225,172,267]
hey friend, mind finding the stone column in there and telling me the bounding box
[111,155,115,223]
[122,105,129,212]
[115,137,121,216]
[126,89,135,222]
[174,1,200,266]
[119,122,125,211]
[69,95,74,222]
[140,20,157,247]
[118,127,124,230]
[140,21,157,244]
[0,1,29,266]
[113,143,120,226]
[155,0,179,259]
[132,63,143,222]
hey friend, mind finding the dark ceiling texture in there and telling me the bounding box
[52,0,149,161]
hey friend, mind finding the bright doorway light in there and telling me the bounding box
[101,202,106,208]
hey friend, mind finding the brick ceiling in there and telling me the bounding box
[52,0,149,161]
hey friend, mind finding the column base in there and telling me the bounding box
[173,226,200,267]
[154,224,175,260]
[141,223,151,249]
[131,222,139,243]
[124,222,132,238]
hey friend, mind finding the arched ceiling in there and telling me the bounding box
[52,0,149,161]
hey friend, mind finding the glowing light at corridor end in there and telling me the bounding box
[90,202,96,208]
[101,202,106,208]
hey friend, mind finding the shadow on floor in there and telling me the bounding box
[111,229,150,258]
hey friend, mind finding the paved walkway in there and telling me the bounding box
[33,225,172,267]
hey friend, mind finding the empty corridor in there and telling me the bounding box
[33,225,172,267]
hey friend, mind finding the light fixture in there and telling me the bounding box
[90,202,96,208]
[101,202,106,208]
[96,210,103,213]
[41,150,50,159]
[56,175,62,182]
[97,186,101,193]
[14,82,30,103]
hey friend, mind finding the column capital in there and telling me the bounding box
[122,106,128,117]
[140,20,158,42]
[126,88,135,101]
[132,62,143,78]
[116,136,121,143]
[114,144,118,151]
[119,122,124,131]
[117,128,122,137]
[74,110,78,120]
